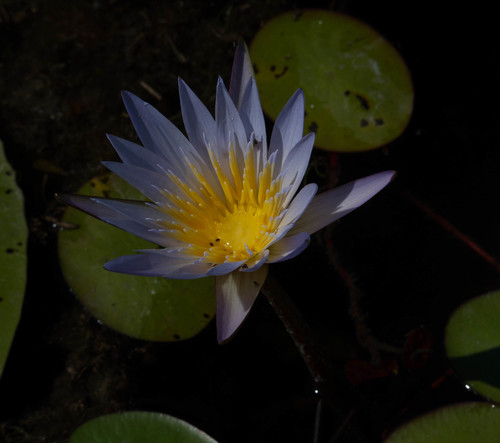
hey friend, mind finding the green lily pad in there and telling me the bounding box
[69,411,217,443]
[445,290,500,403]
[0,140,28,378]
[250,10,413,152]
[58,173,215,342]
[384,402,500,442]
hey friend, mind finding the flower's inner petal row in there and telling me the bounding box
[239,78,268,155]
[154,133,298,266]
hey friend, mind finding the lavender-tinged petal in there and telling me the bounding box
[269,89,304,165]
[280,132,315,206]
[240,249,269,272]
[178,78,217,162]
[216,265,269,343]
[99,217,175,247]
[239,78,267,154]
[106,134,169,173]
[57,194,177,247]
[215,77,248,166]
[267,232,311,263]
[104,252,212,279]
[289,171,396,236]
[280,183,318,228]
[229,40,254,110]
[207,260,247,276]
[121,91,198,164]
[101,161,169,204]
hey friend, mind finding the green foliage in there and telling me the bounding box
[69,411,217,443]
[445,290,500,403]
[251,10,413,152]
[58,173,215,342]
[385,402,500,442]
[0,140,28,378]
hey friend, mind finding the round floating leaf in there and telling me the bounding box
[69,411,217,443]
[250,10,413,152]
[384,402,500,443]
[58,173,215,342]
[445,290,500,403]
[0,140,28,377]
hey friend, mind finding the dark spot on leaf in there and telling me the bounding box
[253,63,259,74]
[173,334,181,340]
[270,65,276,72]
[360,119,369,127]
[203,313,210,319]
[344,90,351,96]
[17,242,23,246]
[99,176,109,184]
[5,247,15,254]
[5,170,12,176]
[293,11,303,21]
[355,94,370,110]
[5,188,12,194]
[308,121,319,133]
[102,190,111,198]
[375,117,384,126]
[274,66,288,79]
[0,297,3,302]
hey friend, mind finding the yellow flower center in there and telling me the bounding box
[158,144,288,264]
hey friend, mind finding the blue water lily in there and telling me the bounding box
[59,42,394,343]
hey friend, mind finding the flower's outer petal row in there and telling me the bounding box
[267,232,311,263]
[101,161,172,204]
[56,194,176,247]
[178,78,217,164]
[106,135,168,174]
[229,41,254,110]
[280,132,316,207]
[207,260,248,276]
[289,170,396,236]
[121,91,200,170]
[216,264,269,343]
[104,250,213,279]
[269,89,304,168]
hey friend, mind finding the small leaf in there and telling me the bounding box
[445,290,500,403]
[69,411,217,443]
[0,140,28,377]
[251,10,413,152]
[58,173,215,342]
[384,402,500,442]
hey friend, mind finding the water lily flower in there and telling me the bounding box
[59,42,394,343]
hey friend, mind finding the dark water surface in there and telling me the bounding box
[1,1,499,442]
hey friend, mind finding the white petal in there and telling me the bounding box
[280,132,315,206]
[104,251,211,279]
[239,79,267,153]
[216,265,269,343]
[280,183,318,228]
[267,232,310,263]
[289,171,396,235]
[178,78,216,163]
[229,41,254,109]
[269,89,304,166]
